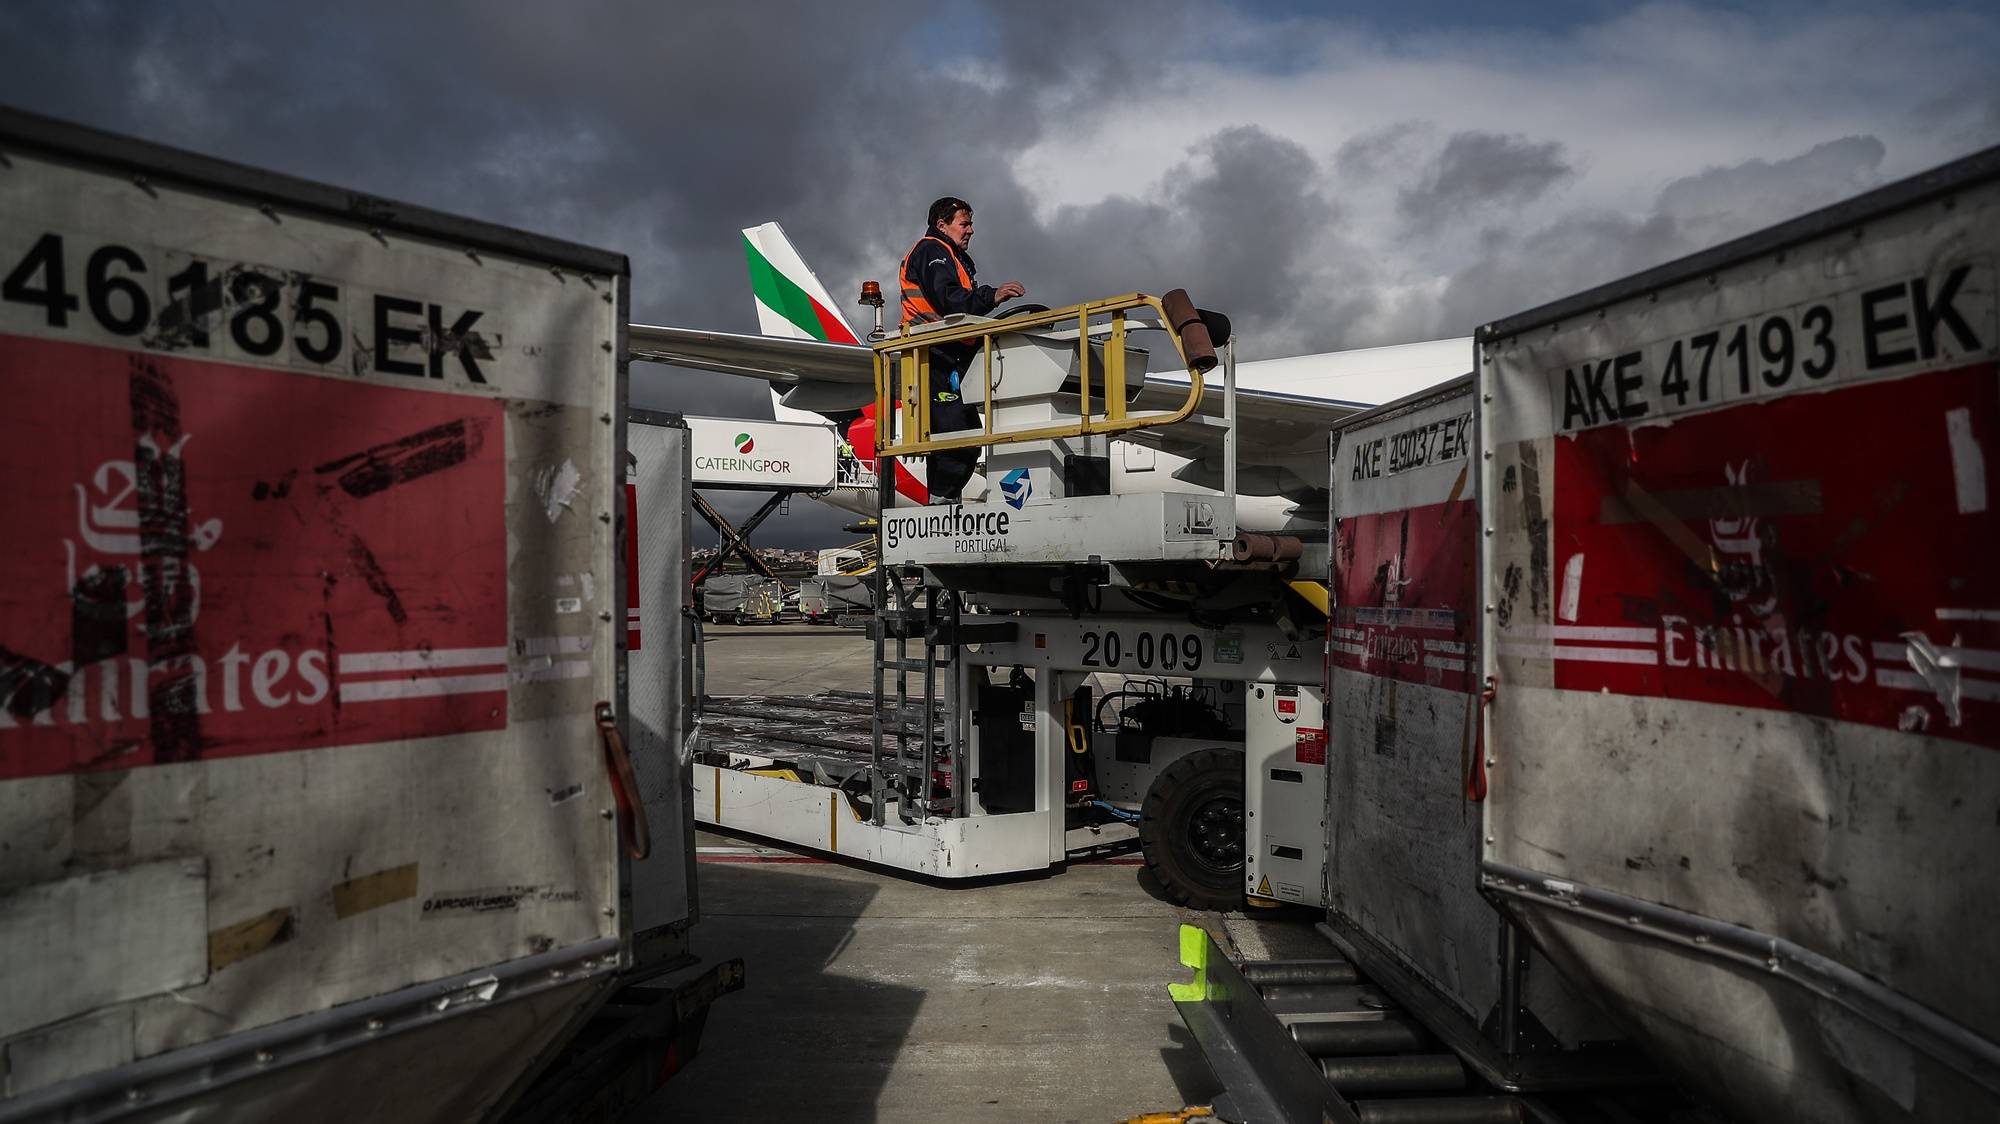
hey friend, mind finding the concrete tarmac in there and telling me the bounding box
[647,846,1228,1122]
[639,622,1325,1121]
[696,622,877,695]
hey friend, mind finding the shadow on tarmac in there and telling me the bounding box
[1159,1021,1227,1109]
[637,863,921,1122]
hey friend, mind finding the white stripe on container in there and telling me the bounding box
[1876,668,2000,701]
[1870,641,2000,672]
[1499,643,1658,666]
[337,648,508,674]
[337,673,509,703]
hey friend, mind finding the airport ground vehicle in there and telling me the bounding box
[1171,142,2000,1123]
[630,226,1453,896]
[0,109,733,1124]
[684,291,1340,901]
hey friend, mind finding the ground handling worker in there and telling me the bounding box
[898,196,1026,503]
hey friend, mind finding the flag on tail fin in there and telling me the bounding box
[741,223,860,344]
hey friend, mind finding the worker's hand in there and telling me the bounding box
[994,281,1026,302]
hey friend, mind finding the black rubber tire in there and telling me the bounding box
[1138,747,1246,911]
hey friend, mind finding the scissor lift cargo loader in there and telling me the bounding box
[691,294,1334,908]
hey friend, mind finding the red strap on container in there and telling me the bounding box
[1464,675,1496,802]
[596,701,651,860]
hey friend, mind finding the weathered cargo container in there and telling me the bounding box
[1477,145,2000,1121]
[1325,375,1628,1088]
[0,109,711,1122]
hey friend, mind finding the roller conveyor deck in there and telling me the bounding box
[1171,928,1713,1124]
[694,691,950,782]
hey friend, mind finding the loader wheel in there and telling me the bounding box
[1138,748,1245,911]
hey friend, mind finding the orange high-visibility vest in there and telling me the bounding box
[899,234,974,326]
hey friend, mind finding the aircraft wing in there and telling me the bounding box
[627,323,875,410]
[1119,378,1392,502]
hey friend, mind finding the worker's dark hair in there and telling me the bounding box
[928,196,972,230]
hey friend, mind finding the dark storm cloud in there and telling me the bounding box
[1430,136,1887,332]
[983,1,1196,101]
[1010,126,1338,354]
[1654,135,1885,244]
[1396,130,1575,228]
[1334,122,1436,180]
[4,3,1992,543]
[0,0,1137,325]
[1433,210,1682,332]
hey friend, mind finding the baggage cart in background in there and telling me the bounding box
[697,574,783,625]
[799,574,874,624]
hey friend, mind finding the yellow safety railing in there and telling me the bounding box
[871,292,1212,458]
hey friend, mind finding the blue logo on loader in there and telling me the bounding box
[1000,468,1031,509]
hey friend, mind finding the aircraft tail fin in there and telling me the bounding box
[741,222,861,345]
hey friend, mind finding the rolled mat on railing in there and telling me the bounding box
[1162,288,1217,373]
[1231,532,1304,563]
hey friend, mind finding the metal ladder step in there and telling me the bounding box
[868,545,959,829]
[866,617,933,641]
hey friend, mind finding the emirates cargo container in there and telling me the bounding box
[1475,144,2000,1120]
[0,109,726,1122]
[1326,375,1634,1094]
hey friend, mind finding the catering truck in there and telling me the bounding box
[1169,144,2000,1123]
[0,109,732,1123]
